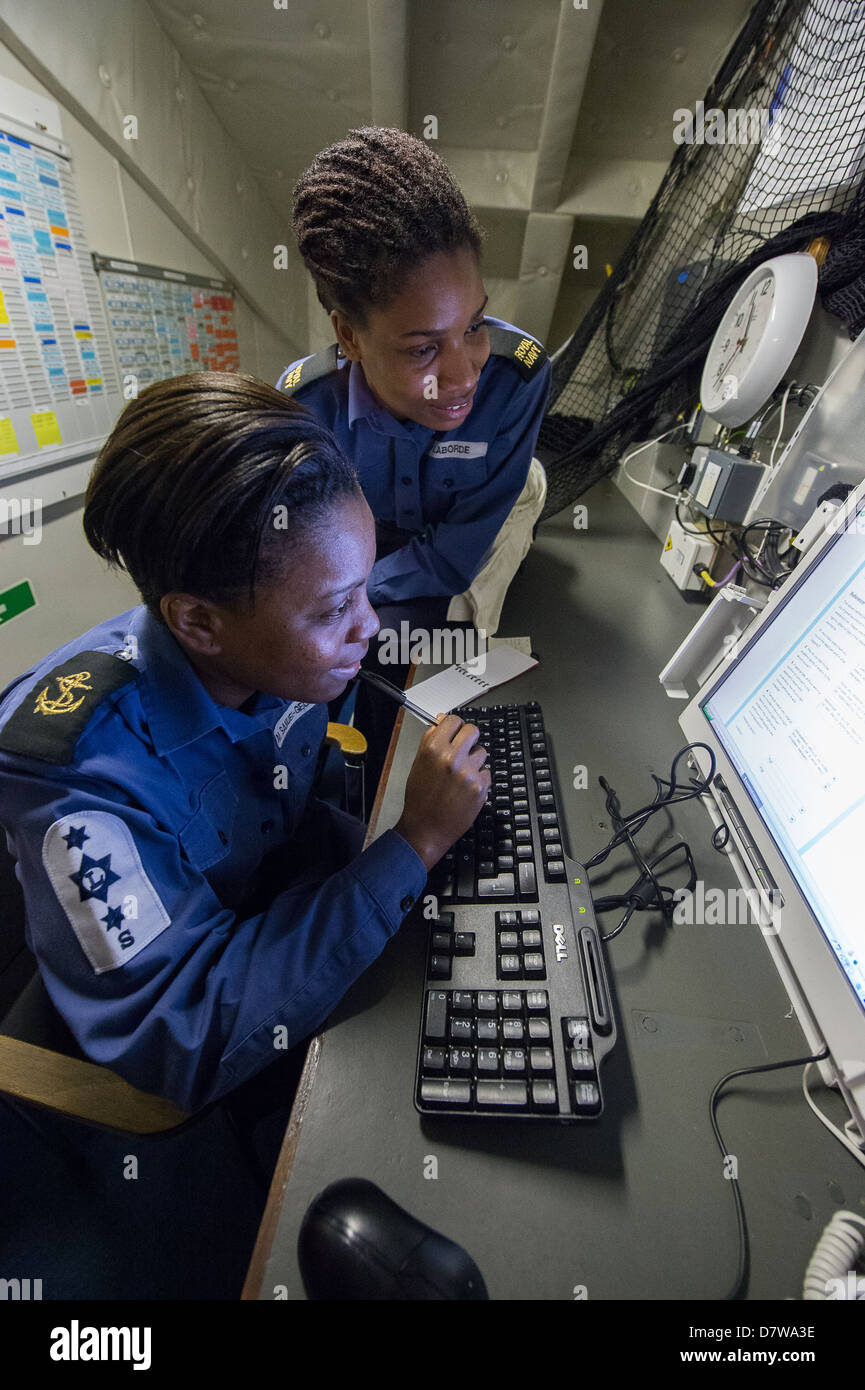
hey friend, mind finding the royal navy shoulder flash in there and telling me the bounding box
[280,343,341,395]
[486,325,548,382]
[0,652,139,765]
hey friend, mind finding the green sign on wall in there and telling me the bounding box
[0,579,36,627]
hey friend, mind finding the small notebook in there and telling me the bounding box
[409,643,538,718]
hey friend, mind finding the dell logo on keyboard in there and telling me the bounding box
[553,924,568,962]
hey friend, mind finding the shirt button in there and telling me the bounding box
[301,744,312,757]
[400,894,415,913]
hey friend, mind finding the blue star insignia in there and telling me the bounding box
[69,852,121,904]
[63,824,89,851]
[102,904,125,931]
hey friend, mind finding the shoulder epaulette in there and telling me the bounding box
[486,325,549,382]
[0,652,139,765]
[279,344,342,396]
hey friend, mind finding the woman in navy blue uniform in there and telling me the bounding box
[0,372,490,1114]
[277,127,551,782]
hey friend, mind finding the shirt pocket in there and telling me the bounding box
[179,772,238,872]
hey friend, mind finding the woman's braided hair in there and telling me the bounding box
[292,126,485,325]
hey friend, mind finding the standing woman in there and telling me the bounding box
[280,126,551,784]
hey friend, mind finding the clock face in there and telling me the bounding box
[700,254,818,426]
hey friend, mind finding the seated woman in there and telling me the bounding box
[0,371,490,1113]
[279,126,551,783]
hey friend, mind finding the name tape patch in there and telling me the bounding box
[42,811,171,974]
[427,440,489,460]
[273,701,315,749]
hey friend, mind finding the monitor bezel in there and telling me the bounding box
[679,478,865,1141]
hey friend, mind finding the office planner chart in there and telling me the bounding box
[93,256,238,391]
[0,118,121,477]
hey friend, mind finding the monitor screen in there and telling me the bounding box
[700,500,865,1015]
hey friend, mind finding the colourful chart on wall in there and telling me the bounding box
[0,120,122,474]
[94,256,239,392]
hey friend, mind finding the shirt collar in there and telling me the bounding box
[130,608,286,754]
[346,359,433,440]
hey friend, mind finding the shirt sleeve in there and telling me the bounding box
[367,358,551,605]
[4,770,427,1112]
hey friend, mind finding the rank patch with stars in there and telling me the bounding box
[42,811,170,974]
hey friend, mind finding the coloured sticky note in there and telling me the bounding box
[30,411,62,448]
[0,417,19,454]
[0,290,8,326]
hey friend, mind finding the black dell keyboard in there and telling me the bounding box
[415,701,617,1121]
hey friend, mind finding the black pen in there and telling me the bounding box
[355,668,443,727]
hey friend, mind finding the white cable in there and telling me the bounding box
[620,428,682,496]
[802,1063,865,1168]
[767,382,794,470]
[802,1209,865,1299]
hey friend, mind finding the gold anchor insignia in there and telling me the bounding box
[34,671,93,716]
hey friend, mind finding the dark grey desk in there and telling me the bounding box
[244,479,863,1301]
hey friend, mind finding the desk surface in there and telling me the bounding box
[244,480,864,1301]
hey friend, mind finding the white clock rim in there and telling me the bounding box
[699,253,818,427]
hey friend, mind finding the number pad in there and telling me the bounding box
[419,989,557,1112]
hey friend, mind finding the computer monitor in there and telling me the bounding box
[680,478,865,1143]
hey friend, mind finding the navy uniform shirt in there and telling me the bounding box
[0,606,427,1111]
[276,316,551,605]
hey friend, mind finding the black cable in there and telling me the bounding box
[586,743,713,939]
[711,1047,830,1301]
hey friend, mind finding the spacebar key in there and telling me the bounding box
[476,1080,528,1109]
[477,872,516,897]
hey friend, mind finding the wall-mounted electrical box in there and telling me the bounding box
[688,446,764,522]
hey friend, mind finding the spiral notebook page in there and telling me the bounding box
[408,644,538,718]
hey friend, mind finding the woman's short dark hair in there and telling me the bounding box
[292,125,485,325]
[83,371,361,618]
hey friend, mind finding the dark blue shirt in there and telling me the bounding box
[0,606,426,1110]
[277,316,551,605]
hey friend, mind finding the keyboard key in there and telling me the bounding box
[569,1048,596,1078]
[572,1081,601,1114]
[565,1018,591,1048]
[546,860,566,879]
[449,1048,473,1073]
[431,932,452,951]
[420,1079,471,1105]
[516,844,533,859]
[502,1019,524,1041]
[476,1080,528,1109]
[498,931,519,949]
[425,992,448,1040]
[452,992,474,1013]
[515,828,532,843]
[477,872,516,897]
[526,991,548,1012]
[422,1047,446,1071]
[528,1018,551,1040]
[499,954,521,975]
[450,1018,472,1042]
[496,911,518,926]
[532,1080,558,1109]
[477,991,497,1013]
[503,1048,526,1073]
[477,1048,500,1074]
[518,862,537,895]
[454,933,475,954]
[521,929,542,949]
[476,1019,499,1042]
[429,954,451,979]
[497,855,514,871]
[530,1047,555,1073]
[520,909,540,926]
[523,952,545,977]
[502,992,522,1012]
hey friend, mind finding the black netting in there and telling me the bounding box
[539,0,865,518]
